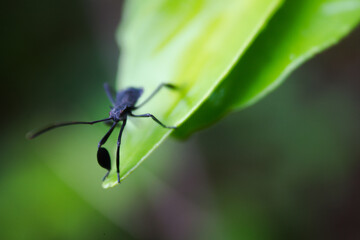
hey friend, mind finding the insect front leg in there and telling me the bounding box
[97,122,117,181]
[116,119,127,183]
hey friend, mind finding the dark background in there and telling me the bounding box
[1,0,359,239]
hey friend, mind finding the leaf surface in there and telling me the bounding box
[174,0,360,138]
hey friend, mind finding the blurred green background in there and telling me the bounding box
[2,0,360,239]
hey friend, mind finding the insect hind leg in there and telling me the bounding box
[104,83,116,105]
[134,83,177,109]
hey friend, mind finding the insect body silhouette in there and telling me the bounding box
[27,83,177,183]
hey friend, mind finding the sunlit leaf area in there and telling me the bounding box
[2,0,360,239]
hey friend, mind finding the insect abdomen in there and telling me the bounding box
[116,87,143,107]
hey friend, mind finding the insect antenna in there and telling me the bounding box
[26,117,112,139]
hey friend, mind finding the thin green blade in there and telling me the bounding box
[175,0,360,138]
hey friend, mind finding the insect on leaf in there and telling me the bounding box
[102,0,282,188]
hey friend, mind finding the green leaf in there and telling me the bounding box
[174,0,360,138]
[103,0,282,188]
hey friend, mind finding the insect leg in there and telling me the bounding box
[134,83,177,109]
[104,83,116,105]
[116,118,127,183]
[97,121,118,181]
[115,118,127,183]
[130,113,176,129]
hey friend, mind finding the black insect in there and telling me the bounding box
[27,83,177,183]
